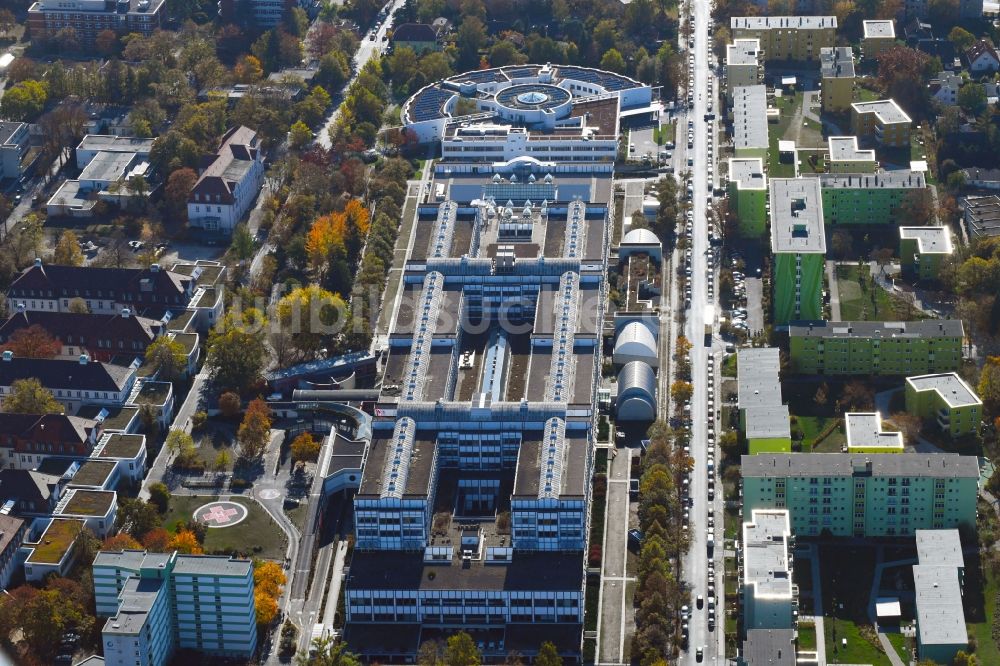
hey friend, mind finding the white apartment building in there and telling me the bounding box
[187,126,265,235]
[742,510,796,631]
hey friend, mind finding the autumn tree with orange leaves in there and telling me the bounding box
[3,324,61,358]
[168,529,203,554]
[254,561,286,626]
[305,198,370,290]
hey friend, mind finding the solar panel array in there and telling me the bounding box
[380,416,416,499]
[410,86,455,121]
[401,271,444,403]
[457,69,508,84]
[557,66,639,92]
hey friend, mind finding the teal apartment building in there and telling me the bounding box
[819,171,925,225]
[742,453,980,537]
[94,550,257,665]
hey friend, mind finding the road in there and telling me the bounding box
[316,0,406,150]
[597,446,636,664]
[679,0,725,663]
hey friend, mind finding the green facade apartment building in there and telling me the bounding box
[819,170,926,225]
[742,453,980,537]
[899,226,953,281]
[728,158,767,237]
[905,373,982,438]
[826,136,876,174]
[788,320,964,375]
[771,178,826,324]
[737,348,792,453]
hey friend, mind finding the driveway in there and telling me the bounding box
[744,277,764,333]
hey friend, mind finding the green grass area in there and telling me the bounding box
[856,85,880,103]
[821,544,892,665]
[194,429,237,471]
[968,561,1000,665]
[162,495,287,561]
[836,264,912,321]
[654,121,676,146]
[284,500,310,532]
[721,353,737,377]
[799,149,826,174]
[26,519,81,564]
[768,93,799,178]
[794,415,845,452]
[585,578,600,632]
[798,622,817,651]
[885,631,910,663]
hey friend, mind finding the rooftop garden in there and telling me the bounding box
[101,434,145,459]
[62,489,114,516]
[70,461,115,487]
[78,405,138,432]
[132,381,172,406]
[26,519,82,564]
[165,309,195,332]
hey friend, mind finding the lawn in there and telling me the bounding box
[799,149,826,174]
[885,631,910,663]
[798,622,817,651]
[967,558,1000,665]
[162,495,288,561]
[768,93,799,178]
[721,353,737,377]
[821,544,892,666]
[654,120,676,146]
[193,424,238,471]
[795,415,845,452]
[836,264,912,321]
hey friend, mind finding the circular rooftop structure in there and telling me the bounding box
[400,64,652,142]
[496,83,571,111]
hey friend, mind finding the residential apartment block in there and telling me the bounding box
[0,412,100,470]
[0,122,31,181]
[736,348,791,454]
[788,319,964,376]
[905,373,982,438]
[727,158,767,237]
[862,20,896,60]
[95,550,257,665]
[961,194,1000,241]
[0,352,137,414]
[732,85,769,159]
[825,136,876,173]
[741,510,796,631]
[730,16,837,62]
[845,412,904,454]
[0,307,163,362]
[726,40,764,102]
[913,530,968,664]
[819,170,926,225]
[27,0,164,47]
[187,126,265,235]
[899,226,952,280]
[851,99,912,148]
[770,178,826,324]
[742,453,980,537]
[819,47,855,113]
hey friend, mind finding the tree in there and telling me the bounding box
[238,398,272,460]
[213,450,232,471]
[814,382,829,407]
[255,560,287,598]
[876,47,931,116]
[290,120,313,149]
[445,632,481,666]
[148,482,171,513]
[0,8,14,37]
[670,380,693,403]
[901,189,935,226]
[168,529,203,554]
[456,17,487,70]
[164,167,198,219]
[3,324,61,358]
[166,429,194,455]
[117,497,162,541]
[839,380,875,411]
[255,589,279,625]
[68,297,89,314]
[958,83,987,115]
[948,26,976,51]
[103,533,142,550]
[929,0,960,24]
[719,430,741,459]
[3,378,62,413]
[600,48,627,74]
[535,642,562,666]
[219,391,242,418]
[6,580,95,659]
[52,230,84,266]
[141,527,172,551]
[0,80,48,121]
[205,309,268,392]
[145,336,187,382]
[888,411,923,442]
[277,285,350,359]
[291,432,321,463]
[297,636,362,666]
[418,639,445,665]
[979,356,1000,418]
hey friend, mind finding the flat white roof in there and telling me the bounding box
[906,373,982,409]
[742,510,793,598]
[845,412,904,450]
[900,226,953,255]
[828,136,875,162]
[770,178,826,254]
[863,20,896,39]
[851,99,911,125]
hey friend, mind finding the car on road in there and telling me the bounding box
[696,647,704,662]
[696,594,704,609]
[627,529,643,548]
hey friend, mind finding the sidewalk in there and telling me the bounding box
[826,261,842,321]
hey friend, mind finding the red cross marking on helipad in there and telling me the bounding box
[201,505,239,524]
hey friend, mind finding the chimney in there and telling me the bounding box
[121,308,131,318]
[79,354,89,365]
[1,351,12,362]
[150,264,160,273]
[16,303,24,313]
